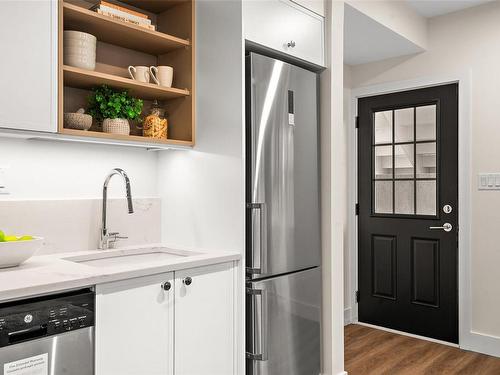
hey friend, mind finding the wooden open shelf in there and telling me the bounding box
[59,0,195,148]
[60,128,193,147]
[63,2,190,55]
[64,65,190,100]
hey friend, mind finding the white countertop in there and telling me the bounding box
[0,244,241,302]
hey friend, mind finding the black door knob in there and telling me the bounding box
[162,281,171,291]
[183,277,192,286]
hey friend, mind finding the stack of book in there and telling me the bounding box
[91,1,155,31]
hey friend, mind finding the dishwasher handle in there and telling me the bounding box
[8,324,48,344]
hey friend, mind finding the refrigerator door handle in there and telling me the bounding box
[246,287,268,361]
[246,202,267,275]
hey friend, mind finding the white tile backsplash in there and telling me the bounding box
[0,198,161,254]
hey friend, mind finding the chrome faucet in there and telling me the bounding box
[100,168,134,249]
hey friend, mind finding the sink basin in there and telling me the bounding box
[64,247,195,268]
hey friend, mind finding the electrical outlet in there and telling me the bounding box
[0,167,9,195]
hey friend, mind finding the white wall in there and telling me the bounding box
[157,0,244,253]
[343,64,352,325]
[0,138,158,200]
[348,1,500,355]
[321,1,346,374]
[346,0,427,49]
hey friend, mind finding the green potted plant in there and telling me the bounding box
[87,85,143,135]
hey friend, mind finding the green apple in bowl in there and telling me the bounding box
[0,230,43,268]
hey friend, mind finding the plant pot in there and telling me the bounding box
[103,118,130,135]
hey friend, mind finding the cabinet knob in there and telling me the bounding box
[287,41,296,48]
[183,277,192,286]
[161,281,171,291]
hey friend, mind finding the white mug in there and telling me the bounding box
[128,66,150,83]
[150,66,173,87]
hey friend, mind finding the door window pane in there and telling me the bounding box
[416,143,436,178]
[417,180,437,215]
[372,104,438,217]
[374,110,392,144]
[374,146,393,179]
[395,181,415,214]
[375,181,393,214]
[395,107,414,143]
[416,105,436,141]
[395,144,414,179]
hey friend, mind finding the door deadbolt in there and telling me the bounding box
[443,205,453,214]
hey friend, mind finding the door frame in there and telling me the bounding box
[346,73,471,349]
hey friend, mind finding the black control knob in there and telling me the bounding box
[161,281,171,291]
[183,277,192,286]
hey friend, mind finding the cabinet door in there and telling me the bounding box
[175,262,235,375]
[96,273,174,375]
[243,0,324,66]
[0,0,57,132]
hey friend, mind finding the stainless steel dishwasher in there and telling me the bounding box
[0,288,94,375]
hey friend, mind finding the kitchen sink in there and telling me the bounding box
[64,247,196,267]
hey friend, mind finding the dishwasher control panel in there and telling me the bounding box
[0,288,94,347]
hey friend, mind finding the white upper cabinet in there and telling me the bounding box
[291,0,325,17]
[175,262,235,375]
[95,273,174,375]
[243,0,325,67]
[0,0,57,132]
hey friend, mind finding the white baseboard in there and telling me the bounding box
[461,331,500,358]
[355,322,459,348]
[344,307,352,326]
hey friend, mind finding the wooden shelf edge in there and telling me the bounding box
[60,128,194,147]
[63,2,190,48]
[63,65,190,98]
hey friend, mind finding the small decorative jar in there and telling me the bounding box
[142,100,168,139]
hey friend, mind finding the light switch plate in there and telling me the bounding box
[0,167,9,195]
[478,173,500,190]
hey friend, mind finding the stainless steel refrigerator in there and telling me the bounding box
[246,52,321,375]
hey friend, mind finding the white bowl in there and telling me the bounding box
[0,237,43,268]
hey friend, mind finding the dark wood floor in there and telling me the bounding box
[345,324,500,375]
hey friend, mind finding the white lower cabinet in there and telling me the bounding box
[175,262,235,375]
[95,272,174,375]
[95,262,235,375]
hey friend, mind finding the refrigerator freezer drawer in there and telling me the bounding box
[246,267,321,375]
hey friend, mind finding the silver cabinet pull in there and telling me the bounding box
[287,41,296,48]
[429,223,453,232]
[247,203,267,275]
[246,287,268,361]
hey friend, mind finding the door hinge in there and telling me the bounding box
[355,290,360,303]
[355,116,359,129]
[355,203,359,215]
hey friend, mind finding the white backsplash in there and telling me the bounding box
[0,198,161,255]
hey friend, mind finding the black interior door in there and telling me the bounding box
[357,84,458,343]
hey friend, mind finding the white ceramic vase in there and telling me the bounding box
[102,118,130,135]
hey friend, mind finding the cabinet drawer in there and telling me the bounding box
[243,0,324,66]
